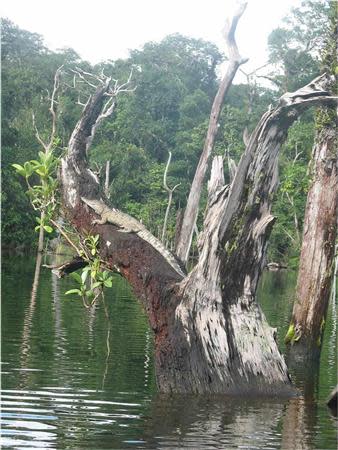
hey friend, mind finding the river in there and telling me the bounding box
[1,255,337,449]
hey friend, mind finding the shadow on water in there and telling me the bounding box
[1,257,337,449]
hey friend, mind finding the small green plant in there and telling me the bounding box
[65,234,113,307]
[14,150,114,308]
[12,149,60,235]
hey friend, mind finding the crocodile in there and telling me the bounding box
[81,197,186,278]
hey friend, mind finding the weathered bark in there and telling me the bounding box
[285,117,337,356]
[60,73,335,394]
[174,208,184,252]
[176,2,248,264]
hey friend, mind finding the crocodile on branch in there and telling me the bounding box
[81,197,186,278]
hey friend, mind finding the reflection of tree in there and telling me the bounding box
[51,267,68,362]
[101,294,111,390]
[20,252,42,367]
[144,330,151,389]
[141,395,287,449]
[281,358,319,450]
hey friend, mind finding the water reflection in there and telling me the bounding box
[281,358,319,450]
[142,394,286,449]
[20,253,43,364]
[1,258,337,449]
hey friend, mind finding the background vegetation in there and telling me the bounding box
[1,0,333,267]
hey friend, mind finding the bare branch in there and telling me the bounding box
[105,68,136,96]
[92,162,103,177]
[104,160,111,199]
[222,1,248,64]
[163,151,172,193]
[50,219,83,255]
[285,191,301,244]
[293,144,303,164]
[47,65,63,152]
[176,2,248,264]
[256,74,283,88]
[32,112,48,150]
[100,97,116,118]
[224,150,237,183]
[161,151,181,243]
[32,66,63,154]
[77,95,88,107]
[70,68,100,89]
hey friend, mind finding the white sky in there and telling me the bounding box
[1,0,300,79]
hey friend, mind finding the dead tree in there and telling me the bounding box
[161,151,180,244]
[285,105,337,357]
[59,70,335,394]
[175,1,248,265]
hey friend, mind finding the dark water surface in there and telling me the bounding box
[1,255,337,449]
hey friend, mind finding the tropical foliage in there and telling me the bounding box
[2,0,333,267]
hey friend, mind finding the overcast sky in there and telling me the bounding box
[1,0,300,79]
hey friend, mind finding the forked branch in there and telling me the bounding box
[32,65,63,153]
[175,1,248,264]
[67,69,136,158]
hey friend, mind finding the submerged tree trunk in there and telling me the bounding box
[60,73,335,394]
[285,114,337,356]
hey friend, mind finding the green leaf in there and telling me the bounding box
[34,225,41,232]
[91,248,96,256]
[12,163,24,171]
[91,281,102,289]
[43,225,53,233]
[65,289,81,296]
[24,161,34,176]
[12,164,26,177]
[104,279,113,288]
[70,272,82,284]
[35,167,47,177]
[81,269,89,284]
[38,151,46,161]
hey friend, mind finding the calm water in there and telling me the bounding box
[1,255,337,449]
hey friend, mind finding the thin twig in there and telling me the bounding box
[50,219,82,255]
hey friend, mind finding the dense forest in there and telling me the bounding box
[1,0,333,270]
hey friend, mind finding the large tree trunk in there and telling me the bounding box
[60,74,335,394]
[285,113,337,356]
[175,2,248,264]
